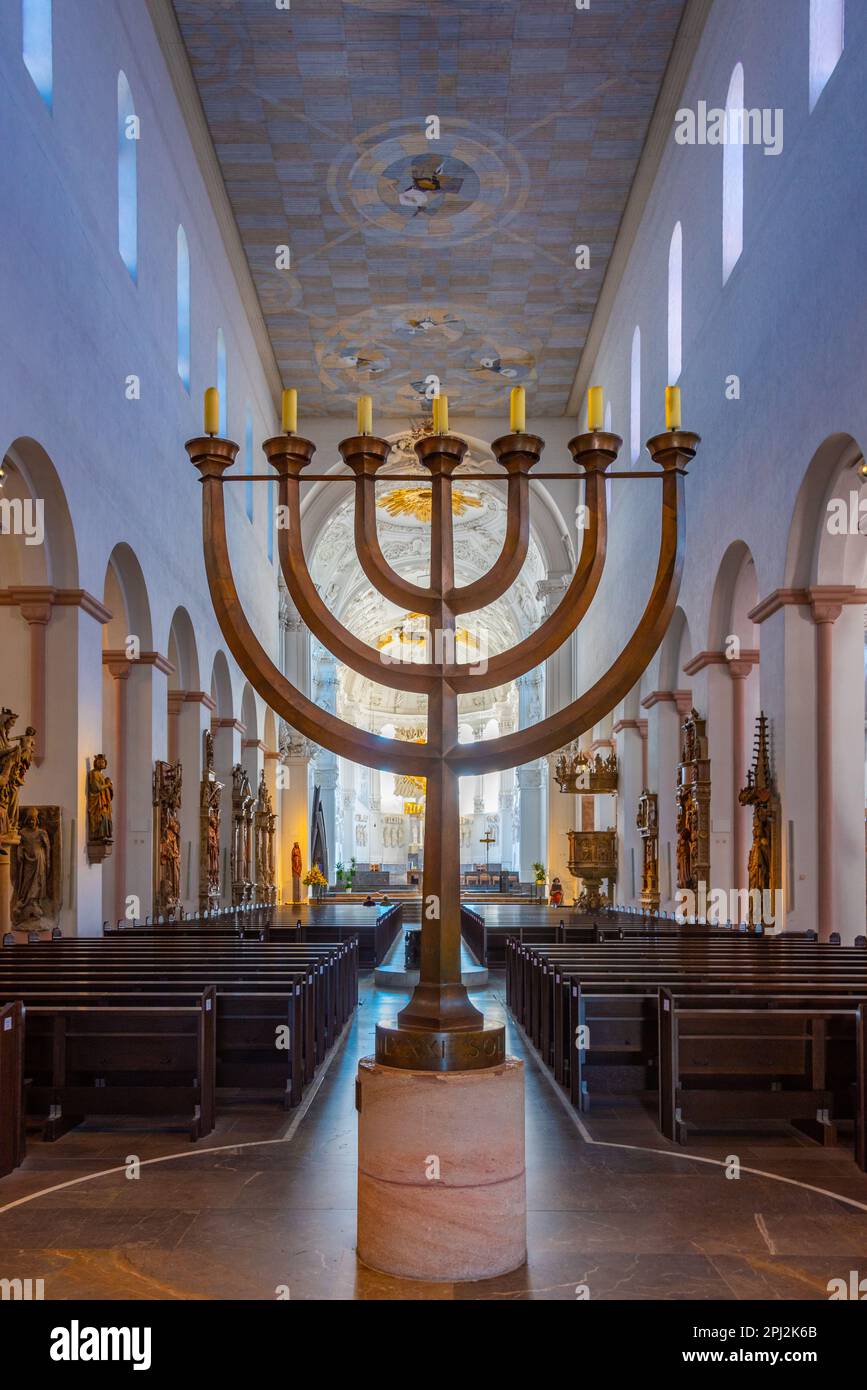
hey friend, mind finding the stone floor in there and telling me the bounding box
[2,976,867,1301]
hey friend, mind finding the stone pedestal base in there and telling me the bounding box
[356,1055,526,1282]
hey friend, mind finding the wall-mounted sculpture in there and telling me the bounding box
[0,709,38,937]
[636,788,660,913]
[153,760,183,916]
[11,805,61,929]
[255,769,277,904]
[738,710,780,927]
[0,709,36,837]
[86,752,114,864]
[199,731,223,911]
[567,828,617,912]
[675,708,710,892]
[231,763,255,904]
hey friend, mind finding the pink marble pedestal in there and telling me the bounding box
[356,1055,526,1282]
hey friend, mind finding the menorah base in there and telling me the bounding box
[375,1023,506,1071]
[356,1055,526,1281]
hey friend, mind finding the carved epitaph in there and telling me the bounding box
[11,805,62,928]
[636,788,660,912]
[231,764,255,904]
[199,732,223,911]
[675,709,710,892]
[255,769,277,904]
[738,711,781,927]
[153,760,183,917]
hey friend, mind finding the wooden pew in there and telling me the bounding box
[658,988,866,1154]
[22,990,216,1141]
[0,1001,25,1176]
[0,936,358,1102]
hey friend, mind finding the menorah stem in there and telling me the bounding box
[396,758,483,1033]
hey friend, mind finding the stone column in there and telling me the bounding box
[278,726,312,902]
[810,593,842,941]
[13,588,52,766]
[641,689,692,907]
[212,717,243,905]
[612,718,647,905]
[104,657,130,924]
[516,669,545,886]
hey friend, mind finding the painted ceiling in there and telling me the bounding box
[172,0,686,417]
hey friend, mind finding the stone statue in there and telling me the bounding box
[12,807,51,923]
[160,809,181,907]
[0,710,36,836]
[748,807,772,894]
[87,754,114,842]
[676,787,693,890]
[153,759,183,914]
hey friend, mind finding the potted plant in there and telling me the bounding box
[532,862,547,902]
[303,864,328,901]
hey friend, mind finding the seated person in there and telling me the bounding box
[363,894,375,907]
[549,876,564,907]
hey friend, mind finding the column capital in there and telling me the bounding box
[808,584,867,625]
[683,648,759,676]
[104,657,131,682]
[612,717,648,739]
[102,649,176,677]
[0,585,112,624]
[211,717,246,734]
[640,688,692,715]
[243,738,267,753]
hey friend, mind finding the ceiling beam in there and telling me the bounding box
[565,0,714,419]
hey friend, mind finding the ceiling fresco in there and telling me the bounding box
[172,0,687,416]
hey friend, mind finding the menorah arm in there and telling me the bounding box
[187,439,437,775]
[341,436,439,616]
[447,438,695,774]
[264,437,441,696]
[446,432,618,694]
[447,433,541,615]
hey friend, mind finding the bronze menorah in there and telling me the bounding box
[186,413,699,1070]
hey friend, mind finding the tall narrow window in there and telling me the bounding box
[22,0,52,110]
[176,226,190,391]
[117,72,138,282]
[722,63,744,285]
[267,478,275,565]
[810,0,844,111]
[216,328,227,435]
[245,406,254,523]
[668,222,683,384]
[629,326,641,465]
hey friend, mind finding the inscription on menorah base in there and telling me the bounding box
[375,1022,506,1071]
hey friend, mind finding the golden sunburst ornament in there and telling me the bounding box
[377,486,483,522]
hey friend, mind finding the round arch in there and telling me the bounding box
[1,437,78,588]
[166,606,200,692]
